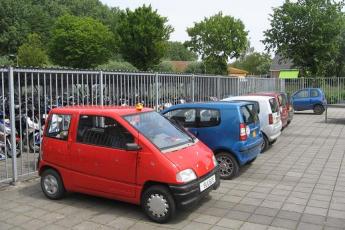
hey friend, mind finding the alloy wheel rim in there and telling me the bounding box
[147,194,169,218]
[217,156,233,177]
[43,175,58,195]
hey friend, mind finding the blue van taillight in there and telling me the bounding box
[240,123,247,141]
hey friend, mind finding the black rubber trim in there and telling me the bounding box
[169,166,220,208]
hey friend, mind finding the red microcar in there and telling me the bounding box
[38,105,219,223]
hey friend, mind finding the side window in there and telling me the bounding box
[295,90,309,98]
[164,109,197,127]
[311,89,320,97]
[77,115,134,149]
[46,114,72,140]
[199,109,221,127]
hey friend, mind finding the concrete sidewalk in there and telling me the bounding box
[1,109,345,230]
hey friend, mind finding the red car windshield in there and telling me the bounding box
[123,111,193,151]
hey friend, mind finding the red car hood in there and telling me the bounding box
[164,140,215,178]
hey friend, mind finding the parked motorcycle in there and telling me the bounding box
[0,114,21,158]
[15,114,42,152]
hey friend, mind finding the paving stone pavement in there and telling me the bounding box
[1,109,345,230]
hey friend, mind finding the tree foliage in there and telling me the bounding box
[49,14,114,68]
[185,12,248,75]
[263,0,345,77]
[18,33,48,67]
[0,0,122,57]
[163,41,197,61]
[185,62,206,74]
[117,5,174,70]
[232,52,272,75]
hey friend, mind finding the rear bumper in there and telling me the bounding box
[169,167,220,208]
[239,138,263,153]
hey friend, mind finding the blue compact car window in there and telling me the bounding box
[199,109,220,127]
[163,109,197,127]
[311,89,320,97]
[295,90,309,98]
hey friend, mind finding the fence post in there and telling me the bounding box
[338,77,340,104]
[192,74,195,102]
[237,78,240,96]
[216,77,221,99]
[155,72,159,111]
[8,67,17,184]
[99,71,104,106]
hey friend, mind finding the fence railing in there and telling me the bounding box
[1,67,343,184]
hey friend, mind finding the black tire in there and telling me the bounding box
[247,157,257,164]
[41,169,65,200]
[313,104,325,115]
[215,152,239,180]
[261,135,269,153]
[270,139,277,145]
[141,185,176,223]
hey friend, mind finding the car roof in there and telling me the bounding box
[222,95,274,103]
[250,92,280,96]
[50,105,154,116]
[163,101,252,110]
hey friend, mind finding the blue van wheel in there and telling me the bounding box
[216,152,239,179]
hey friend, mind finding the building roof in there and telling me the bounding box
[169,61,192,72]
[270,54,294,71]
[228,66,249,75]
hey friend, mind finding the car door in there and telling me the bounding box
[70,114,138,198]
[43,113,73,168]
[310,89,321,107]
[293,89,310,110]
[195,108,222,150]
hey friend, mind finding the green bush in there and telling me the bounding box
[185,62,205,74]
[152,61,175,72]
[0,56,14,66]
[97,60,138,71]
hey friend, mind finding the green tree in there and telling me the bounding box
[232,52,272,75]
[185,12,248,75]
[17,33,48,67]
[263,0,345,77]
[49,14,114,68]
[117,5,174,70]
[163,41,197,61]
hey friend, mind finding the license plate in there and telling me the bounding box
[252,130,256,137]
[199,175,216,192]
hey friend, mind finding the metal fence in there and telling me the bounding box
[2,67,330,184]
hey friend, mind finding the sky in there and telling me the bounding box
[100,0,285,53]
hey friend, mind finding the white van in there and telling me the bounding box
[222,95,282,152]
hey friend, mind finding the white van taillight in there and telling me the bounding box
[269,114,273,125]
[240,123,247,141]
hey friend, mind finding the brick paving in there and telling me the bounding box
[1,108,345,230]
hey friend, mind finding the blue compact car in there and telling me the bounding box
[291,88,327,115]
[162,102,263,179]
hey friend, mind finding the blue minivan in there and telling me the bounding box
[291,88,327,115]
[162,102,263,179]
